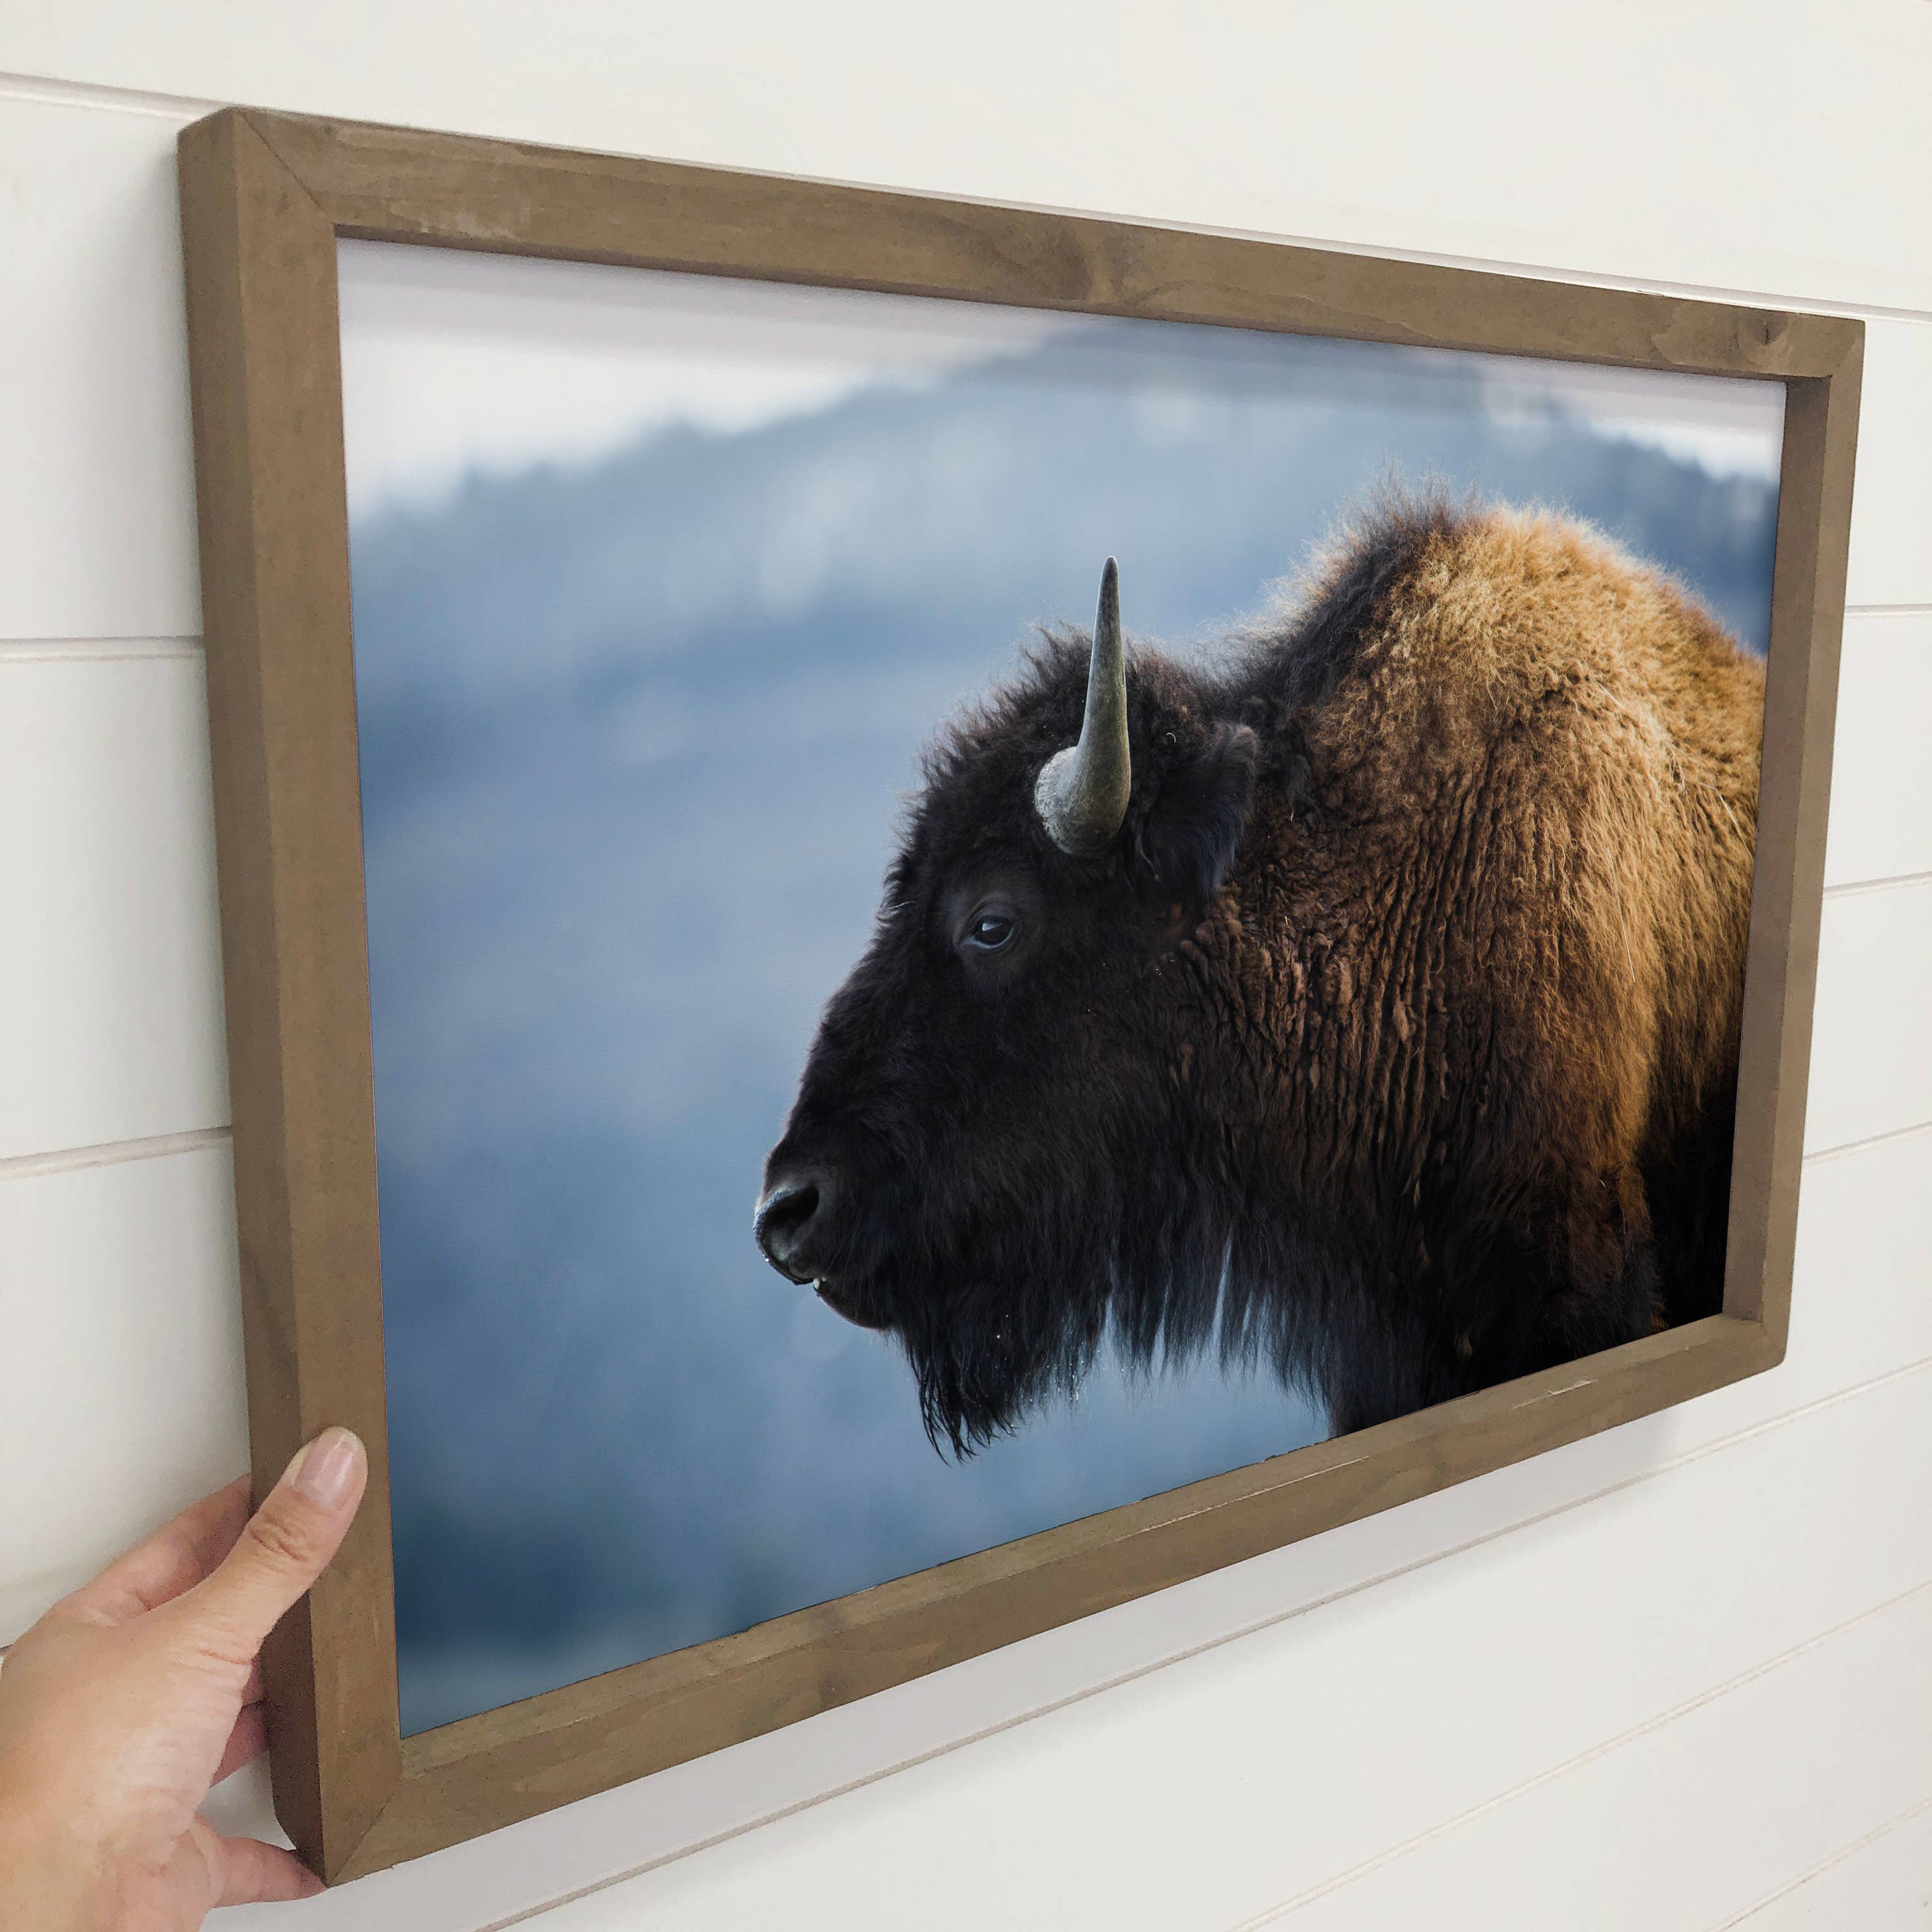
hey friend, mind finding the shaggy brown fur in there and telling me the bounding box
[1211,502,1762,1374]
[760,497,1764,1447]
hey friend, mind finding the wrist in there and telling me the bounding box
[0,1777,112,1932]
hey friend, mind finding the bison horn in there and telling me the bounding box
[1035,558,1131,854]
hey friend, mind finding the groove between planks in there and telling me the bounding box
[0,608,1917,664]
[1821,868,1932,900]
[0,1126,230,1182]
[1225,1575,1932,1930]
[5,1116,1928,1189]
[0,636,203,663]
[1706,1792,1932,1931]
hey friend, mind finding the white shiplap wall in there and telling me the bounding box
[1,6,1928,1925]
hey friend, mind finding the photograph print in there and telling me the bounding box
[339,241,1781,1735]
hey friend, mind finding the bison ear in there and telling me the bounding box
[1138,723,1259,910]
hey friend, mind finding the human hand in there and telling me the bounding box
[0,1429,367,1929]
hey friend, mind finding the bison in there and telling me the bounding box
[755,497,1764,1453]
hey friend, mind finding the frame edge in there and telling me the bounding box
[174,102,1854,1885]
[178,106,406,1882]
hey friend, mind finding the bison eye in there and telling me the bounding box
[962,911,1017,953]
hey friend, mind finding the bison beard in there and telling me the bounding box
[758,495,1763,1456]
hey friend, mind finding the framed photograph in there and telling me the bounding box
[177,107,1860,1883]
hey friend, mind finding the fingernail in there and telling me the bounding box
[292,1427,364,1510]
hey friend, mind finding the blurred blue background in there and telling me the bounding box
[346,313,1779,1735]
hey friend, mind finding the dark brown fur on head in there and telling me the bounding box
[760,493,1763,1452]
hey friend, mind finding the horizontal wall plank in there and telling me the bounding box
[0,652,229,1160]
[211,1127,1932,1929]
[1781,1129,1932,1406]
[0,1144,247,1644]
[1739,1800,1932,1929]
[1844,320,1932,610]
[0,91,202,640]
[1822,611,1932,890]
[1805,882,1932,1155]
[5,6,1932,315]
[1261,1584,1932,1931]
[496,1368,1932,1931]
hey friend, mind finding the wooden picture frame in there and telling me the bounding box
[176,105,1860,1884]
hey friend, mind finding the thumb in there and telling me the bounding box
[183,1428,367,1655]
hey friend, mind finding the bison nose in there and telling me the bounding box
[755,1172,832,1284]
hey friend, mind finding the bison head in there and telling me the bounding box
[755,563,1263,1453]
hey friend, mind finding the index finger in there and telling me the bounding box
[57,1476,253,1628]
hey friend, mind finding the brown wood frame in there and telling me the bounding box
[177,104,1861,1884]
